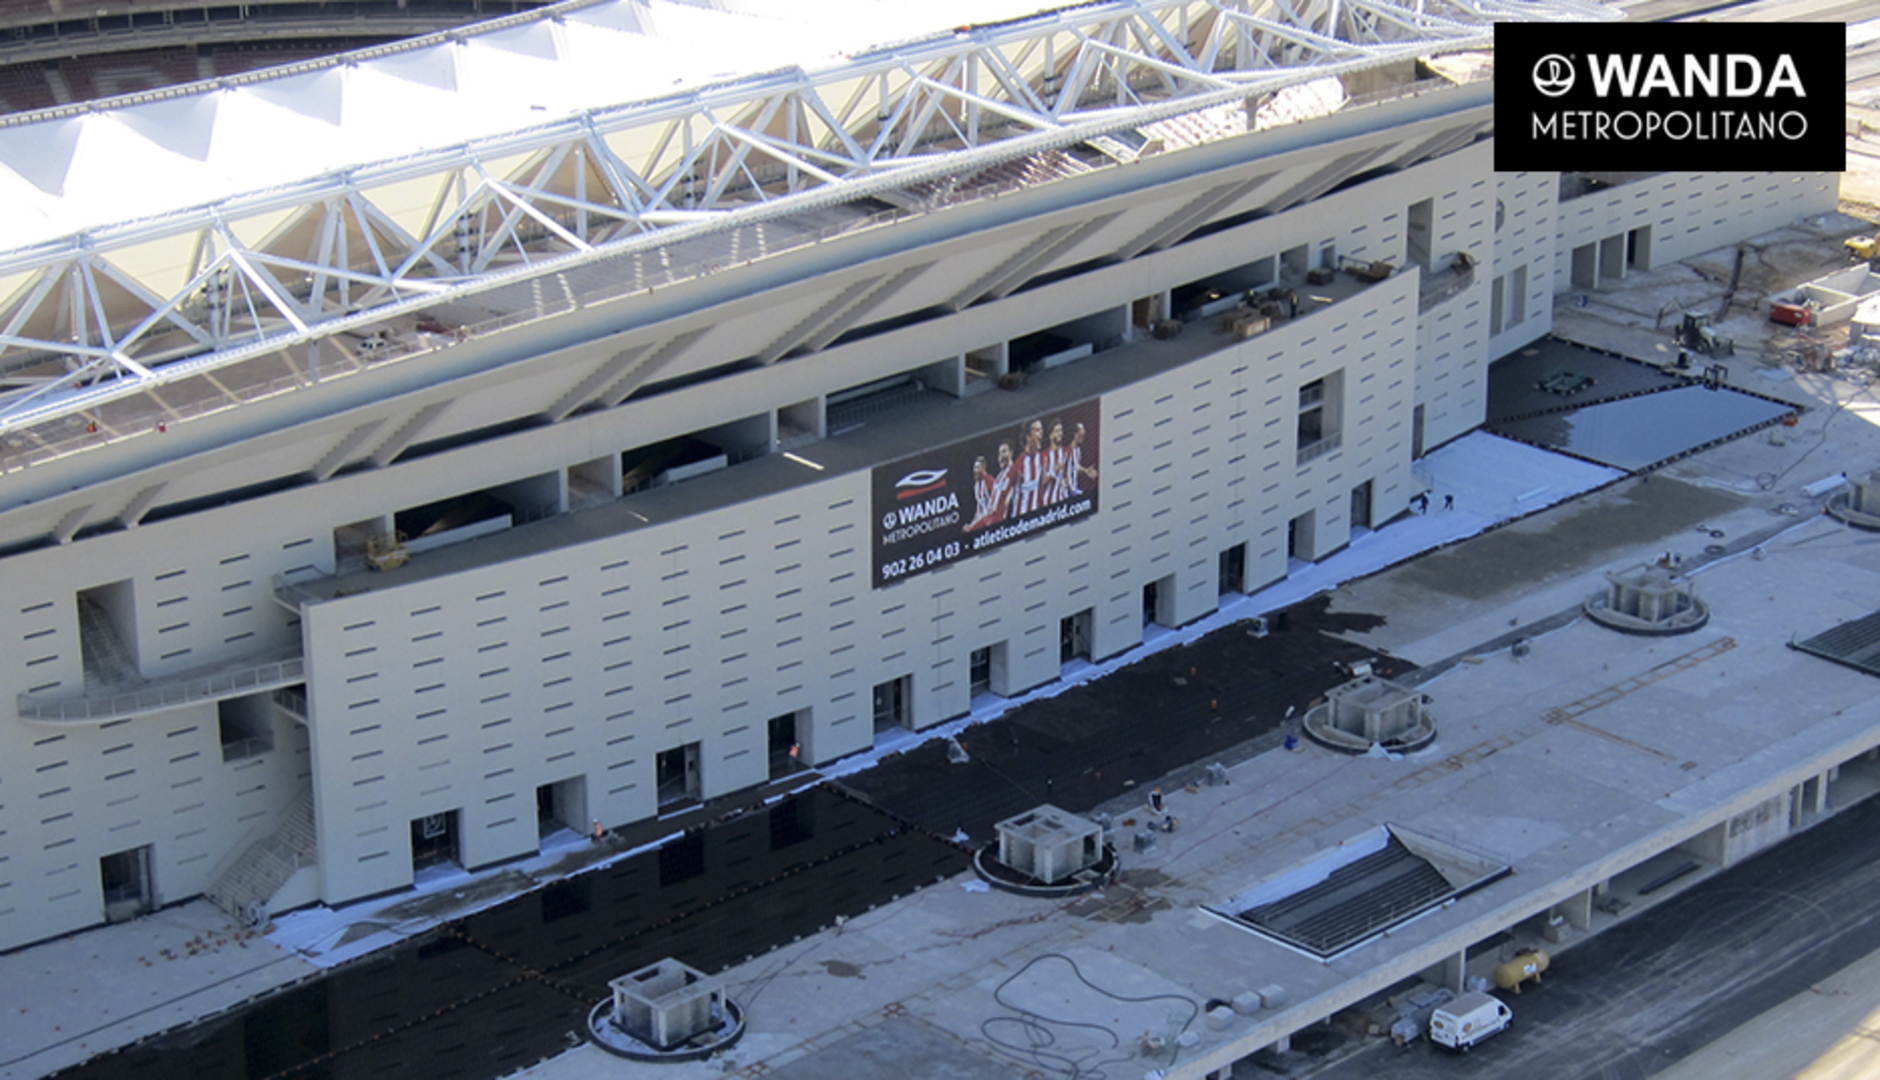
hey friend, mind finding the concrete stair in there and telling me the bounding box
[206,790,317,927]
[77,594,138,688]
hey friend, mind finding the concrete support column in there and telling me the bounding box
[1441,948,1467,992]
[1815,770,1831,814]
[1273,1034,1291,1053]
[1561,887,1593,931]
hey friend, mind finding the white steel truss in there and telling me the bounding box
[0,0,1616,437]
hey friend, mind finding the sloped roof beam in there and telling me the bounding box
[308,420,385,481]
[1390,120,1487,168]
[597,328,709,409]
[369,398,453,467]
[800,262,932,354]
[49,502,93,545]
[983,213,1123,302]
[1113,173,1276,261]
[542,343,650,422]
[115,482,167,528]
[1266,145,1395,214]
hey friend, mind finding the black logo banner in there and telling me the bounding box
[1495,21,1844,172]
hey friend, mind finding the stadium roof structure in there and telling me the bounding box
[0,0,1616,454]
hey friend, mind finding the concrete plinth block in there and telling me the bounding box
[1258,984,1288,1009]
[1232,991,1263,1016]
[1207,1005,1235,1030]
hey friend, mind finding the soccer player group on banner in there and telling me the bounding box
[966,417,1096,532]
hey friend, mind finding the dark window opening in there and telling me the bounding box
[218,696,274,762]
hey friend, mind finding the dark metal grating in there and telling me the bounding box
[1792,610,1880,678]
[1236,836,1455,958]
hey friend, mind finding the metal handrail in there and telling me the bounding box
[17,653,304,722]
[1297,431,1342,465]
[272,685,309,720]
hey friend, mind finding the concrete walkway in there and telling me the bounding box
[1656,945,1880,1080]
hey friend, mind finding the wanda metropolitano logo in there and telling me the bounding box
[1496,22,1844,172]
[1532,54,1575,98]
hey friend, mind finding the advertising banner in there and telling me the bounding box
[870,398,1102,587]
[1495,21,1844,172]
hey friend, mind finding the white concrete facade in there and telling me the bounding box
[1553,172,1837,294]
[0,81,1838,948]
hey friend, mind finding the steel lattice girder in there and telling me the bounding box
[0,0,1617,436]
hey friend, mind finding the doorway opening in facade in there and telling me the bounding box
[1288,510,1317,564]
[537,776,587,843]
[656,743,702,807]
[1350,480,1374,533]
[1219,543,1248,598]
[872,676,912,735]
[970,642,1009,702]
[1571,241,1598,290]
[100,844,154,923]
[768,711,803,779]
[1144,573,1177,628]
[1628,225,1652,269]
[410,811,461,874]
[1061,609,1093,667]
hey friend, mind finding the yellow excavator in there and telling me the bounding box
[1847,232,1880,262]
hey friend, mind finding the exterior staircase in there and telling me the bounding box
[206,790,317,927]
[78,593,138,687]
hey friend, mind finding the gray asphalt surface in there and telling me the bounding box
[1306,794,1880,1080]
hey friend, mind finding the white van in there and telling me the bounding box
[1429,991,1512,1051]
